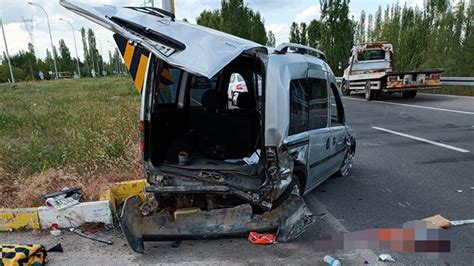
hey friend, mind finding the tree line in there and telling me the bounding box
[0,27,125,82]
[1,0,472,82]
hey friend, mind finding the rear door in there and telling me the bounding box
[61,0,265,79]
[306,69,332,190]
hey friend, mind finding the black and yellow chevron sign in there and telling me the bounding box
[114,34,150,94]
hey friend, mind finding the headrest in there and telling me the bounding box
[201,90,219,112]
[236,92,255,110]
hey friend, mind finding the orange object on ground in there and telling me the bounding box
[248,232,277,245]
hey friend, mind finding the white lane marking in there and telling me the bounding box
[372,126,470,153]
[344,97,474,115]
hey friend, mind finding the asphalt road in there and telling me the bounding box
[316,92,474,264]
[1,92,472,265]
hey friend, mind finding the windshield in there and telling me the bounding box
[357,49,386,61]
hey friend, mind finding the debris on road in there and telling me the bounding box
[323,255,341,266]
[0,244,48,265]
[71,228,113,245]
[46,243,64,253]
[248,232,277,245]
[49,223,62,236]
[422,214,450,228]
[42,187,82,210]
[450,219,474,226]
[456,189,462,193]
[378,254,395,262]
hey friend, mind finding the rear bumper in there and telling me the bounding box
[120,193,315,253]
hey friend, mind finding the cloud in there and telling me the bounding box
[295,5,320,23]
[266,23,290,45]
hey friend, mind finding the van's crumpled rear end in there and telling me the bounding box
[121,159,315,253]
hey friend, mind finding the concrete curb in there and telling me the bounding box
[0,179,147,231]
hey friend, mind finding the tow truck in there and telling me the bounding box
[340,42,443,100]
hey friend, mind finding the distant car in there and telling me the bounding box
[62,0,356,253]
[227,73,248,105]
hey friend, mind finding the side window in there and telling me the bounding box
[308,78,328,130]
[157,67,182,104]
[289,79,308,135]
[190,76,218,107]
[330,85,344,125]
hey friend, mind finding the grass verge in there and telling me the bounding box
[0,77,143,207]
[422,86,474,96]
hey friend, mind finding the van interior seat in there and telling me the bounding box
[190,90,259,160]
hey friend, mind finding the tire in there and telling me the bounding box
[336,138,356,177]
[272,174,303,209]
[341,81,351,95]
[364,81,376,101]
[402,90,417,99]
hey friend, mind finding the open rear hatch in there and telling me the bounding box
[60,0,265,79]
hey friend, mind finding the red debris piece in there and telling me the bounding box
[248,232,277,245]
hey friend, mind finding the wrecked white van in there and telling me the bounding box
[61,1,356,253]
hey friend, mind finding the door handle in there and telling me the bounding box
[326,138,330,150]
[333,137,336,145]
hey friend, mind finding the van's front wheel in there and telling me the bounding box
[336,138,356,177]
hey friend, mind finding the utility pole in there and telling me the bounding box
[1,18,15,83]
[59,18,81,78]
[28,2,59,80]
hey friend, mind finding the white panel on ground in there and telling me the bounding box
[38,201,113,229]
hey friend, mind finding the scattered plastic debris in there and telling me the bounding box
[71,228,113,245]
[470,187,474,190]
[49,223,61,236]
[323,255,341,266]
[42,187,82,210]
[50,229,61,236]
[378,254,395,262]
[456,190,463,193]
[47,243,63,253]
[423,214,450,228]
[243,149,261,164]
[248,232,277,245]
[450,219,474,226]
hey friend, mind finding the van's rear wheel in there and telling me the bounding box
[272,175,302,209]
[341,81,351,95]
[402,90,417,99]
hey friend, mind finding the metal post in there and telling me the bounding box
[0,18,15,83]
[29,2,59,80]
[162,0,175,14]
[59,18,81,78]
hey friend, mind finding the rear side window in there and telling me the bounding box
[289,79,308,135]
[329,84,344,125]
[157,67,182,104]
[308,78,328,130]
[190,76,218,107]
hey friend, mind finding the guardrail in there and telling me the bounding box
[335,77,474,87]
[440,77,474,87]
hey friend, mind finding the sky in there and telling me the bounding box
[0,0,426,63]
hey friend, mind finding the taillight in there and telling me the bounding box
[430,74,440,81]
[236,83,242,90]
[388,76,398,83]
[139,121,145,154]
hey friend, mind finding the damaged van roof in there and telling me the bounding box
[60,0,266,79]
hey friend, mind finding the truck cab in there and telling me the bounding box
[341,42,443,100]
